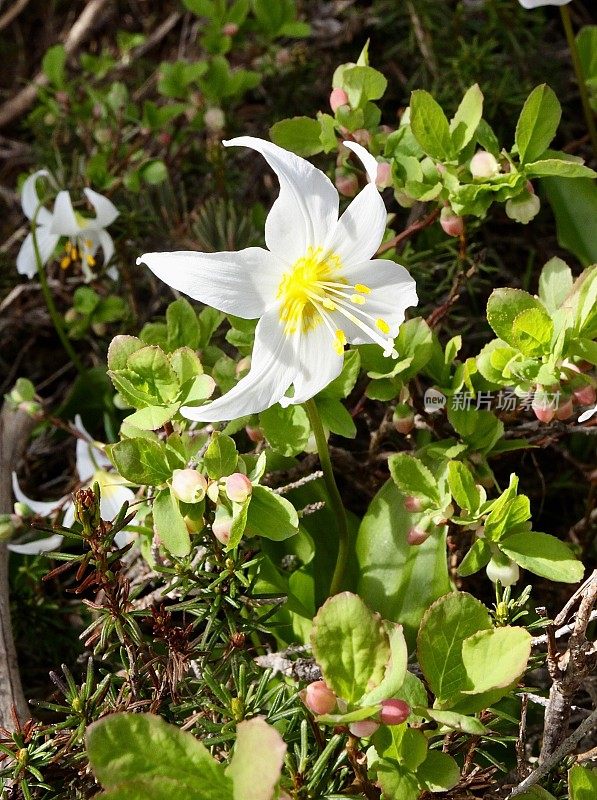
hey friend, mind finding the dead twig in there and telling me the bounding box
[0,0,31,33]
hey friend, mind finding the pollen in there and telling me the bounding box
[334,330,347,354]
[278,246,343,334]
[60,256,71,270]
[354,284,371,294]
[376,318,390,334]
[86,254,96,267]
[350,294,366,305]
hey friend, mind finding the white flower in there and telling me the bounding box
[16,170,119,282]
[138,137,417,422]
[517,0,571,7]
[578,404,597,423]
[10,416,135,555]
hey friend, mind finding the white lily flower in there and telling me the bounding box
[517,0,571,8]
[10,416,135,555]
[578,404,597,423]
[138,137,417,422]
[16,170,119,282]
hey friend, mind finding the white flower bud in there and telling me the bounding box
[470,150,500,179]
[486,556,520,586]
[171,469,207,504]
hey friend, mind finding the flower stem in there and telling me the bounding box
[32,224,85,375]
[560,4,597,162]
[304,399,349,597]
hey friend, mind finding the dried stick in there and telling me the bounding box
[0,403,35,729]
[0,0,31,33]
[0,0,113,128]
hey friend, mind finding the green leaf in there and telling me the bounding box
[500,532,584,583]
[569,765,597,800]
[357,481,450,648]
[269,116,323,157]
[86,713,231,800]
[169,348,203,388]
[226,717,286,800]
[166,298,200,351]
[127,346,179,403]
[511,306,554,356]
[42,44,67,87]
[311,592,390,703]
[421,708,487,735]
[376,760,420,800]
[142,160,168,185]
[461,627,531,694]
[260,404,310,456]
[457,538,491,577]
[203,433,237,479]
[447,405,504,454]
[486,288,548,349]
[315,398,356,439]
[410,90,453,160]
[515,84,561,164]
[388,453,441,504]
[107,336,144,371]
[361,623,408,705]
[244,485,299,541]
[320,349,361,399]
[342,65,387,108]
[525,159,596,179]
[416,751,460,793]
[153,489,191,557]
[108,438,171,485]
[543,176,597,267]
[538,257,573,313]
[447,461,480,513]
[124,405,178,431]
[417,592,492,705]
[450,84,483,152]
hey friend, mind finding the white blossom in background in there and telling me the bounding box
[16,170,119,282]
[10,416,134,555]
[139,137,417,422]
[517,0,571,8]
[578,404,597,423]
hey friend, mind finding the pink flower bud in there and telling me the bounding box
[352,129,371,146]
[158,132,172,147]
[171,469,207,504]
[393,403,414,434]
[204,107,225,133]
[225,473,252,503]
[505,192,540,224]
[407,526,429,545]
[379,699,410,726]
[554,397,574,421]
[532,392,555,424]
[573,385,596,407]
[330,88,349,113]
[439,207,464,237]
[469,150,500,179]
[212,516,232,545]
[376,162,393,190]
[245,426,264,443]
[222,22,239,36]
[303,681,337,715]
[403,496,422,513]
[349,719,379,738]
[335,170,358,197]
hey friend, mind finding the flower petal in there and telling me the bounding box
[343,140,379,184]
[9,534,64,556]
[74,415,111,482]
[181,310,296,421]
[12,472,64,517]
[281,323,344,406]
[21,170,53,224]
[62,503,76,528]
[138,248,283,318]
[98,229,115,266]
[16,228,60,278]
[50,191,80,236]
[224,136,338,264]
[578,404,597,423]
[325,183,386,268]
[98,479,135,522]
[334,258,418,344]
[83,188,119,227]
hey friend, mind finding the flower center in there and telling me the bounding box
[277,246,396,357]
[60,238,96,271]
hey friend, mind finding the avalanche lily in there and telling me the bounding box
[17,170,119,282]
[578,403,597,423]
[139,137,417,421]
[10,416,134,555]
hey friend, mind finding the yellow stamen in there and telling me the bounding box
[354,283,371,294]
[322,298,337,311]
[60,256,71,270]
[277,246,343,334]
[86,254,96,267]
[71,247,79,261]
[84,239,93,248]
[334,330,347,355]
[376,318,390,334]
[351,294,366,305]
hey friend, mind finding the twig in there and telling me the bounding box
[0,0,31,33]
[376,207,440,256]
[0,403,35,730]
[531,610,597,647]
[508,708,597,798]
[274,470,323,495]
[0,0,114,129]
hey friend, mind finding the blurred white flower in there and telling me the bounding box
[578,403,597,423]
[10,416,134,555]
[16,170,119,282]
[139,137,417,422]
[517,0,571,8]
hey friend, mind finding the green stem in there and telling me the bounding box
[304,399,349,597]
[32,224,85,375]
[560,4,597,162]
